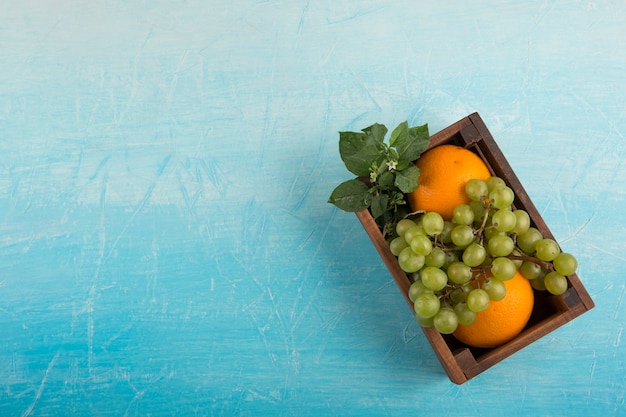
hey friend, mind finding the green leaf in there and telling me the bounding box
[376,171,394,190]
[389,121,408,147]
[328,179,372,212]
[370,194,389,219]
[395,123,430,162]
[395,165,420,193]
[396,159,411,171]
[338,131,385,177]
[362,123,388,143]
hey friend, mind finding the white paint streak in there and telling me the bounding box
[21,350,60,417]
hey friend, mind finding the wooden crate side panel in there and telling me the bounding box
[355,210,412,306]
[355,210,468,384]
[428,116,473,147]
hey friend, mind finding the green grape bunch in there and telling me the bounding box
[390,176,578,335]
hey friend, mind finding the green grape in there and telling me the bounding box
[433,307,459,334]
[517,227,543,254]
[398,247,425,273]
[467,288,490,312]
[530,276,547,291]
[404,225,426,244]
[492,209,517,232]
[454,303,477,326]
[451,224,475,247]
[449,285,471,304]
[442,250,460,271]
[389,236,409,256]
[421,266,448,291]
[553,252,578,276]
[484,226,506,241]
[422,212,445,236]
[480,256,493,267]
[462,243,487,267]
[414,292,441,318]
[490,257,517,280]
[487,235,515,257]
[465,178,489,202]
[482,278,507,301]
[519,261,542,280]
[416,314,434,328]
[469,201,487,225]
[489,185,515,210]
[486,176,506,192]
[408,280,431,302]
[425,248,447,268]
[410,234,433,257]
[535,238,560,262]
[440,221,455,244]
[544,271,568,295]
[446,261,473,285]
[511,209,531,235]
[396,218,417,238]
[453,204,475,225]
[510,249,524,268]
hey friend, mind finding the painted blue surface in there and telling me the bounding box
[1,1,624,416]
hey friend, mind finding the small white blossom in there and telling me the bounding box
[386,160,398,171]
[370,171,378,182]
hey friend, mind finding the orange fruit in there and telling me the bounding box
[407,144,491,220]
[453,271,535,348]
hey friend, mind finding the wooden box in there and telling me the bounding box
[355,112,595,384]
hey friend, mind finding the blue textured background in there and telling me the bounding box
[1,1,624,416]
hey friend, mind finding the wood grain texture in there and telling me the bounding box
[0,1,624,416]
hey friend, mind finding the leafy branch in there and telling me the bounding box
[328,121,430,237]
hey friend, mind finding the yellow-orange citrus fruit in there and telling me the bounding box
[453,271,535,348]
[407,144,491,220]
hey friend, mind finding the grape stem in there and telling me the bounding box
[475,201,491,244]
[507,254,554,271]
